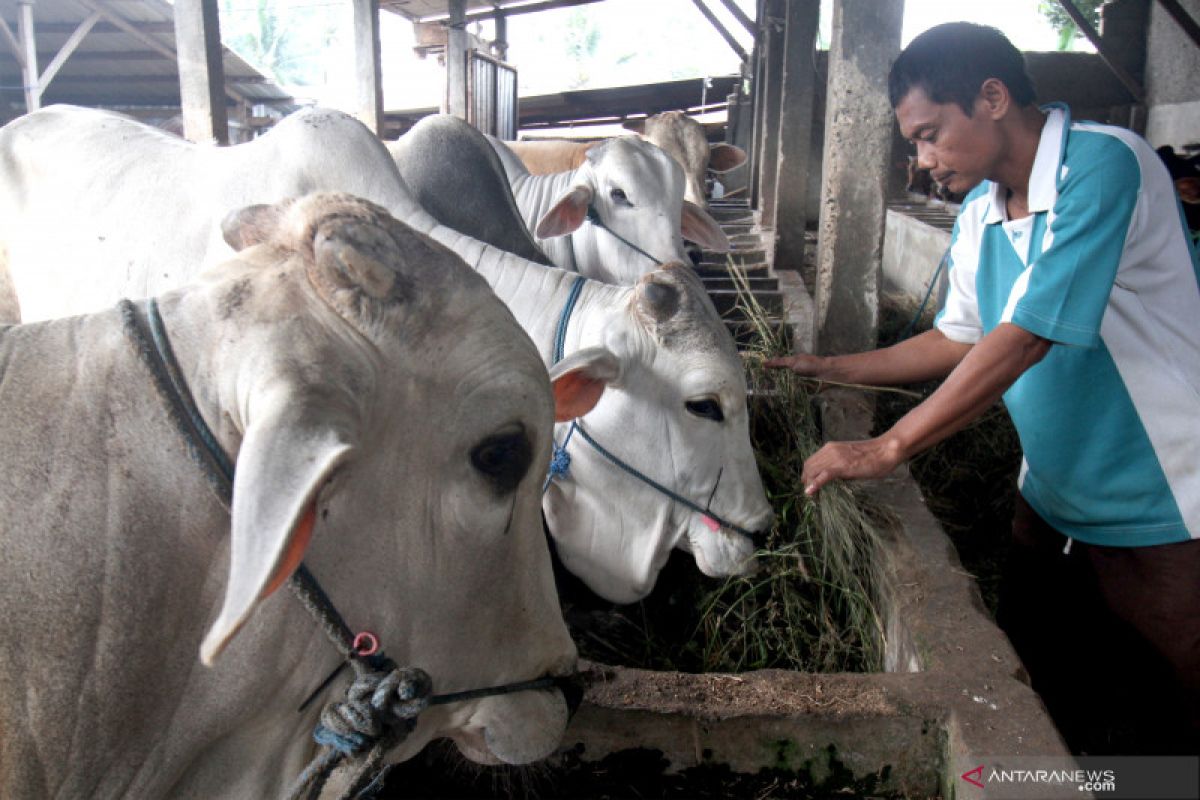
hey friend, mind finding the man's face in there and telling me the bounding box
[895,86,1001,196]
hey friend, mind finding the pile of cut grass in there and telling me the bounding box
[563,261,889,674]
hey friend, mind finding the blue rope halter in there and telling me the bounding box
[543,276,763,545]
[585,206,662,267]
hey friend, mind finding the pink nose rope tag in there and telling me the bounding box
[701,514,721,532]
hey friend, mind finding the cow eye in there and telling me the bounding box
[685,398,724,422]
[470,431,532,493]
[610,187,631,206]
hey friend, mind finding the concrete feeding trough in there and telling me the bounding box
[554,474,1071,799]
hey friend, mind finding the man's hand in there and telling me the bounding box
[764,353,827,376]
[801,436,906,495]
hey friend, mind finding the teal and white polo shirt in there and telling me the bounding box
[936,104,1200,547]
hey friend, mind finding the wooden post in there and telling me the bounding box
[756,0,785,229]
[446,0,468,120]
[494,10,509,61]
[352,0,384,136]
[771,0,820,270]
[173,0,228,145]
[17,1,38,112]
[748,0,766,206]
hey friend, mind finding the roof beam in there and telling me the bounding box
[717,0,755,36]
[39,74,267,85]
[689,0,748,61]
[71,0,253,105]
[0,16,23,68]
[38,12,101,93]
[18,21,175,35]
[1056,0,1144,103]
[415,0,606,23]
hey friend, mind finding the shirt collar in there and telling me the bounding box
[983,104,1068,225]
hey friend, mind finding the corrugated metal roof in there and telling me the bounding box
[0,0,292,114]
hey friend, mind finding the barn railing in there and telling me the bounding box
[467,50,518,139]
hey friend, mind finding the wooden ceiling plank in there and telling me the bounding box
[72,0,252,105]
[0,16,24,68]
[39,11,102,91]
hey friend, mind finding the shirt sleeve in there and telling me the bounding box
[936,206,985,344]
[1004,136,1141,348]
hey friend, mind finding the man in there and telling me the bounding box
[769,22,1199,753]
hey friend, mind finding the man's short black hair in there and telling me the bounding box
[888,22,1037,115]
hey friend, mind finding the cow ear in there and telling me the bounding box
[707,143,747,173]
[549,347,619,421]
[222,203,286,251]
[200,395,354,665]
[536,185,594,238]
[681,201,729,253]
[622,118,646,134]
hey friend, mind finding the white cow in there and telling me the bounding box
[0,193,598,798]
[498,113,748,209]
[394,115,773,601]
[0,105,772,603]
[485,133,729,284]
[626,111,747,207]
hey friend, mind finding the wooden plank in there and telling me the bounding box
[445,0,468,119]
[718,0,757,36]
[73,0,251,105]
[21,21,175,35]
[38,12,101,91]
[352,0,384,135]
[410,0,606,23]
[0,15,23,68]
[18,1,37,111]
[173,0,228,144]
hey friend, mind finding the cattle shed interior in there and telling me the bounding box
[1,0,1199,796]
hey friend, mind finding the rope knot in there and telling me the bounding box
[313,664,432,756]
[548,442,572,480]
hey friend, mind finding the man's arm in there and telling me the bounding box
[765,327,974,386]
[800,323,1051,494]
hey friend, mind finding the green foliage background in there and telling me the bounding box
[1037,0,1105,50]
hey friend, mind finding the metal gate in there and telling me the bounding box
[467,51,518,140]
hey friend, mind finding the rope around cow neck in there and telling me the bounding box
[118,298,567,800]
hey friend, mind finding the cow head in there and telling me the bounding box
[534,136,728,284]
[200,193,598,765]
[629,111,747,208]
[543,264,773,603]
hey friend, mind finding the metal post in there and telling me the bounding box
[446,0,468,119]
